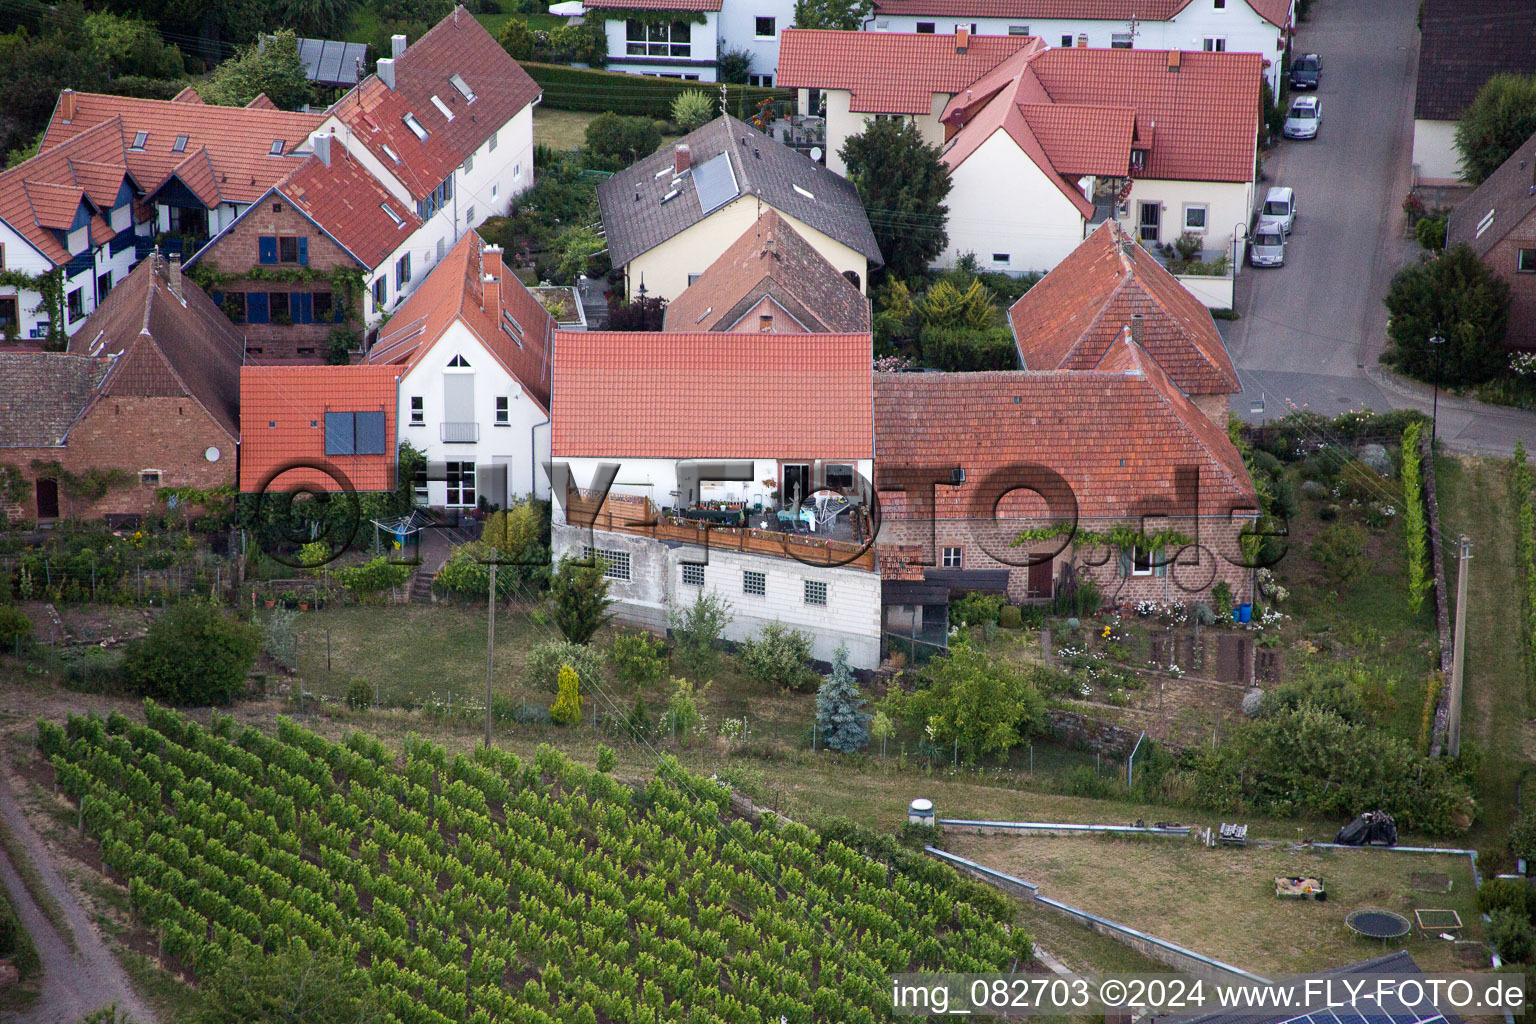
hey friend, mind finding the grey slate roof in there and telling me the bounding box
[597,115,883,269]
[1414,0,1536,122]
[0,353,110,447]
[1446,127,1536,258]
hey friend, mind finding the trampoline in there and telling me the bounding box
[1345,909,1412,941]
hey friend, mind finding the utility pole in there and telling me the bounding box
[485,563,497,748]
[1447,535,1472,757]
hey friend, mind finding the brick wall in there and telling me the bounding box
[1484,213,1536,350]
[875,515,1254,604]
[0,397,235,521]
[199,200,363,362]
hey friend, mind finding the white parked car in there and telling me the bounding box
[1258,186,1296,236]
[1249,227,1285,267]
[1283,96,1321,139]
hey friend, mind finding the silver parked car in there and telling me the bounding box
[1283,96,1321,139]
[1249,228,1285,267]
[1258,186,1296,236]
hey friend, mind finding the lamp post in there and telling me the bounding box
[1428,330,1446,445]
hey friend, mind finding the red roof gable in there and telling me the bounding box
[278,147,422,269]
[777,30,1035,115]
[0,118,131,264]
[41,91,323,206]
[240,365,401,492]
[1008,222,1239,396]
[552,331,874,459]
[327,9,541,202]
[368,230,553,411]
[873,343,1253,524]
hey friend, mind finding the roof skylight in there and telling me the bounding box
[269,140,285,155]
[381,204,405,227]
[382,144,401,163]
[431,95,455,121]
[172,134,189,153]
[131,131,147,149]
[403,113,429,140]
[450,73,476,103]
[793,184,815,199]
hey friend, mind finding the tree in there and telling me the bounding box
[549,663,583,725]
[0,23,107,160]
[1384,243,1509,385]
[816,647,869,753]
[199,29,314,110]
[881,641,1045,761]
[83,12,185,80]
[840,118,952,279]
[124,602,258,705]
[736,620,816,691]
[272,0,359,39]
[499,16,533,60]
[607,294,667,331]
[671,89,716,133]
[716,46,752,85]
[667,591,732,678]
[915,277,995,329]
[584,111,662,166]
[793,0,872,31]
[1454,73,1536,185]
[551,224,605,283]
[195,944,380,1024]
[1309,522,1371,591]
[549,553,613,644]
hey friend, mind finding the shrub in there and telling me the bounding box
[998,605,1022,629]
[297,540,331,570]
[611,629,666,687]
[1211,581,1234,618]
[659,676,707,744]
[1490,907,1535,964]
[668,592,732,678]
[124,602,258,705]
[518,61,789,119]
[524,639,606,695]
[549,554,613,644]
[584,111,662,165]
[916,277,994,330]
[0,890,38,979]
[550,664,583,726]
[1400,421,1431,613]
[346,678,372,711]
[736,621,816,692]
[951,591,1004,627]
[716,46,752,84]
[1509,806,1536,864]
[815,647,869,753]
[331,556,412,602]
[1415,214,1447,251]
[624,694,651,739]
[1385,243,1509,386]
[62,647,127,694]
[1478,878,1532,919]
[258,608,299,672]
[918,325,1017,371]
[0,604,32,650]
[1311,522,1371,590]
[670,89,715,132]
[596,744,617,773]
[882,642,1046,761]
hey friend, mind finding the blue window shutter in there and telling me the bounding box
[354,411,387,455]
[325,412,356,455]
[334,299,346,323]
[211,291,223,306]
[1153,549,1167,578]
[257,236,278,265]
[247,292,269,324]
[1117,548,1132,577]
[297,237,309,265]
[293,292,312,324]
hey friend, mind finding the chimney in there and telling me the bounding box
[167,256,183,302]
[481,245,503,315]
[955,25,969,53]
[1167,49,1182,71]
[60,89,76,123]
[377,58,396,90]
[313,133,332,166]
[674,144,691,175]
[391,33,407,59]
[1076,32,1088,47]
[1130,312,1144,345]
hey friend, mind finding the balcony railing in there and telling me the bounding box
[441,421,479,443]
[566,493,876,572]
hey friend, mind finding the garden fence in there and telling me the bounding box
[1,553,240,606]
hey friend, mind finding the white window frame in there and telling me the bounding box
[1131,546,1154,576]
[743,570,766,596]
[1203,37,1226,51]
[410,396,424,425]
[626,19,691,57]
[139,469,162,487]
[1007,24,1030,35]
[1183,204,1209,233]
[754,15,776,37]
[495,396,509,424]
[941,547,962,569]
[1111,32,1133,48]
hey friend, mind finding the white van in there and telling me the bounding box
[1249,227,1285,267]
[1258,186,1296,235]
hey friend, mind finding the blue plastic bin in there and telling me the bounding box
[1238,603,1252,623]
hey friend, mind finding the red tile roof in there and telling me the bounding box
[873,340,1253,524]
[942,46,1261,188]
[586,0,722,10]
[552,331,874,459]
[663,210,871,333]
[276,147,422,270]
[239,365,401,492]
[777,30,1034,115]
[1018,103,1134,177]
[869,0,1288,26]
[327,9,541,202]
[0,118,132,265]
[41,91,324,206]
[1008,221,1239,396]
[368,230,553,411]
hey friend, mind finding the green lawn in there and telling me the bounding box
[1435,454,1531,857]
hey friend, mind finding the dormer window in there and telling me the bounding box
[269,140,285,155]
[382,204,405,227]
[172,134,189,153]
[1130,148,1147,172]
[450,73,476,102]
[131,131,148,150]
[431,95,454,121]
[403,113,428,141]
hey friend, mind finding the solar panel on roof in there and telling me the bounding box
[692,152,738,217]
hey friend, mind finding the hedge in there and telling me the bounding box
[519,61,792,120]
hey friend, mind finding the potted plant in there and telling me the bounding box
[280,589,299,609]
[298,596,310,611]
[263,589,277,609]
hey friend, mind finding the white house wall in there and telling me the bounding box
[550,456,874,518]
[0,224,56,342]
[602,14,721,81]
[398,319,551,504]
[941,128,1086,272]
[717,0,797,84]
[1123,177,1253,255]
[809,89,946,176]
[1412,118,1462,185]
[626,194,869,300]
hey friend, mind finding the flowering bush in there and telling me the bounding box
[874,354,915,373]
[1512,352,1536,377]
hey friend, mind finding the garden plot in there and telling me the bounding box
[946,831,1482,977]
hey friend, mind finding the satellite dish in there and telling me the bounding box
[810,146,822,163]
[205,446,221,463]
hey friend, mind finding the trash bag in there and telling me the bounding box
[1335,810,1397,846]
